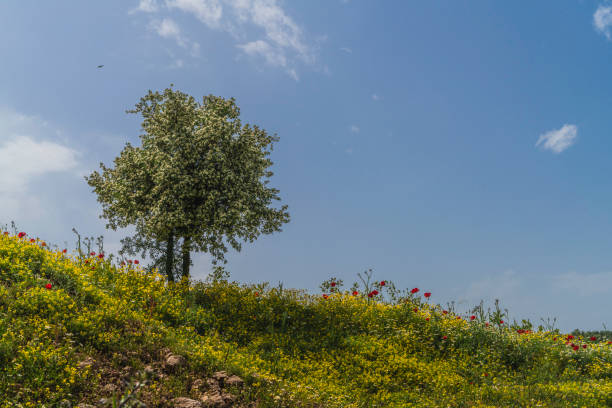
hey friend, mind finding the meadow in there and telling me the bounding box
[0,227,611,407]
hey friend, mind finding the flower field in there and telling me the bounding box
[0,229,611,407]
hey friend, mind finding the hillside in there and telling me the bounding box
[1,230,611,408]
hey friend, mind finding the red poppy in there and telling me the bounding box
[371,289,378,296]
[499,320,504,324]
[582,344,587,349]
[98,253,104,258]
[484,373,488,377]
[590,336,596,341]
[120,261,125,266]
[2,232,7,235]
[330,282,336,287]
[424,292,431,298]
[567,335,574,340]
[442,310,448,315]
[380,281,386,286]
[517,329,524,334]
[442,336,447,340]
[352,290,358,296]
[62,249,67,253]
[425,317,429,321]
[18,232,26,238]
[322,294,328,299]
[413,308,418,312]
[254,292,259,297]
[553,337,557,341]
[134,260,139,264]
[573,345,579,351]
[45,283,52,290]
[485,322,489,327]
[84,260,89,264]
[90,252,96,256]
[456,316,461,320]
[410,287,419,294]
[608,341,612,345]
[30,238,35,243]
[41,242,46,247]
[367,292,374,298]
[127,260,132,264]
[470,315,476,321]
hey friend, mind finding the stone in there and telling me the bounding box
[225,374,244,388]
[165,354,185,371]
[171,397,203,408]
[76,404,96,408]
[200,390,235,408]
[77,357,95,370]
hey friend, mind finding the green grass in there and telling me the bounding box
[1,226,611,407]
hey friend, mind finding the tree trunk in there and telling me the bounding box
[165,231,175,282]
[181,235,191,279]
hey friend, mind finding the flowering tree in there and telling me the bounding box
[85,85,290,282]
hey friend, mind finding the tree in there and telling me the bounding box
[85,85,290,281]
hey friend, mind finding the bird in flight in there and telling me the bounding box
[97,65,104,68]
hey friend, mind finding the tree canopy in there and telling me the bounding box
[85,85,290,281]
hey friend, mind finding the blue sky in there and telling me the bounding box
[1,0,612,332]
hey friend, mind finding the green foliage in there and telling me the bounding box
[84,85,290,281]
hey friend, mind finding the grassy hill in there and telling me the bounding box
[1,229,611,408]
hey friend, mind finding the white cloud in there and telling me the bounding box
[349,125,359,133]
[340,47,352,54]
[0,110,80,196]
[552,271,612,296]
[237,40,286,67]
[372,94,380,101]
[165,0,223,28]
[149,18,185,47]
[131,0,317,79]
[535,124,577,154]
[129,0,160,14]
[594,5,612,40]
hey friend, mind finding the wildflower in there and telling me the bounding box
[127,260,132,264]
[442,336,447,340]
[442,310,448,315]
[470,315,476,321]
[134,260,139,264]
[41,242,46,247]
[567,335,574,340]
[485,322,489,327]
[330,282,336,287]
[553,337,557,341]
[573,345,579,351]
[411,287,419,294]
[322,294,329,299]
[425,317,429,321]
[371,289,378,296]
[2,232,7,235]
[120,261,125,266]
[98,253,104,258]
[607,341,612,345]
[499,320,504,324]
[413,308,418,313]
[380,281,386,286]
[590,336,597,341]
[424,292,431,298]
[254,292,259,297]
[517,329,524,334]
[484,373,488,377]
[367,292,374,298]
[90,252,96,256]
[62,249,67,253]
[352,291,358,296]
[45,283,52,290]
[18,232,26,238]
[582,345,587,349]
[30,238,35,243]
[456,316,461,320]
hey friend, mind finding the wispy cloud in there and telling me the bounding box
[130,0,317,80]
[371,94,380,101]
[129,0,159,14]
[535,124,577,154]
[340,47,352,54]
[594,4,612,40]
[552,271,612,296]
[148,18,200,57]
[349,125,360,133]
